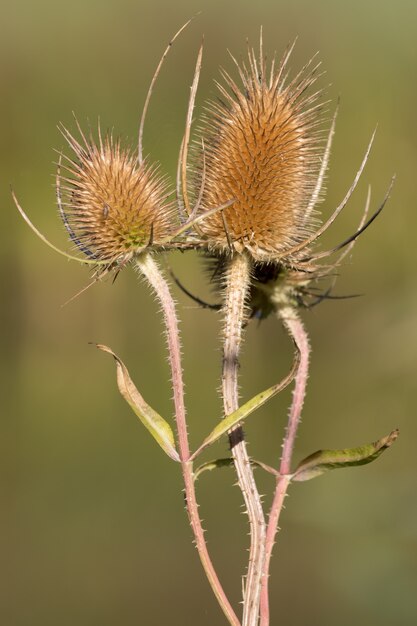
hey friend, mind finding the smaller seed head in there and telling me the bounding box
[58,125,175,265]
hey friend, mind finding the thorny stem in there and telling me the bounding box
[136,253,241,626]
[278,308,310,475]
[259,474,290,626]
[137,254,189,458]
[260,306,310,626]
[222,252,266,626]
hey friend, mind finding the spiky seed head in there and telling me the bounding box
[194,41,326,263]
[57,125,175,266]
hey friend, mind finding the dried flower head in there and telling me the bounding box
[174,35,392,318]
[57,124,176,268]
[193,38,326,264]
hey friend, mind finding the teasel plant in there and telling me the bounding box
[13,20,398,626]
[180,29,398,626]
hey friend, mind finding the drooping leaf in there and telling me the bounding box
[191,352,299,459]
[293,429,399,482]
[96,344,180,462]
[193,457,280,482]
[194,458,234,481]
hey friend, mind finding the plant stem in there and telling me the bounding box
[278,309,310,476]
[222,252,266,626]
[136,253,241,626]
[260,306,310,626]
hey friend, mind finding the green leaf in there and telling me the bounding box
[96,344,180,462]
[194,457,279,482]
[191,353,299,460]
[194,458,234,481]
[293,429,399,482]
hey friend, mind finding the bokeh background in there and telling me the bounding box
[2,0,416,624]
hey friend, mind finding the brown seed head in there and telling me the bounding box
[194,41,326,263]
[58,125,175,265]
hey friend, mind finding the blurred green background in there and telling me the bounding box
[1,0,416,624]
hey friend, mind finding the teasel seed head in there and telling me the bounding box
[57,123,176,268]
[171,35,392,321]
[193,38,326,264]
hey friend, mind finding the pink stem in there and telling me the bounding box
[279,309,310,476]
[260,307,310,626]
[137,254,241,626]
[222,253,266,626]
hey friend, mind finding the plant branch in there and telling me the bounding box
[222,252,266,626]
[278,308,310,476]
[260,306,310,626]
[136,253,241,626]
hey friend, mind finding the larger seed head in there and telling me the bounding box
[194,42,326,263]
